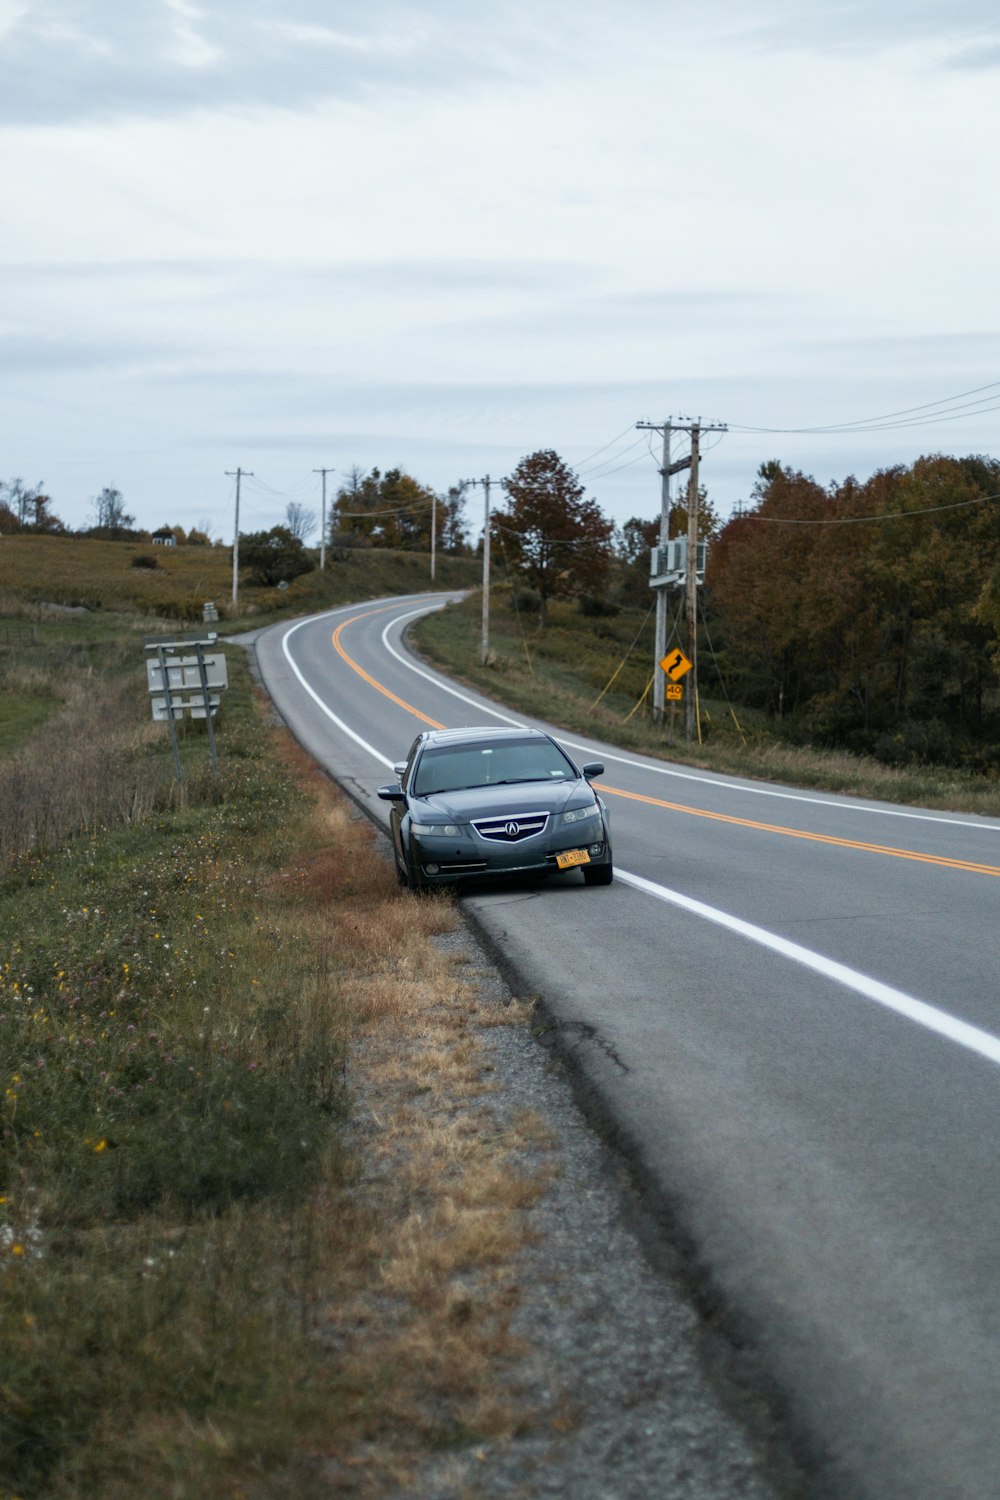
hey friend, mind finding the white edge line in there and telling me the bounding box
[280,608,394,770]
[382,606,1000,834]
[616,868,1000,1070]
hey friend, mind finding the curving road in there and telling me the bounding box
[252,593,1000,1500]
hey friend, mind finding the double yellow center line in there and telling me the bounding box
[594,783,1000,878]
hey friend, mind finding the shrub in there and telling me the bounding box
[577,594,619,618]
[507,588,540,615]
[239,527,315,587]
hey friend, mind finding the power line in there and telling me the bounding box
[492,516,613,547]
[576,432,651,477]
[737,489,1000,525]
[570,422,641,469]
[334,498,435,517]
[728,378,1000,436]
[243,472,316,499]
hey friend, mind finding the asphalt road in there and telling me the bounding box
[251,592,1000,1500]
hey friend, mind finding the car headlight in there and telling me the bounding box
[410,822,461,837]
[562,803,599,825]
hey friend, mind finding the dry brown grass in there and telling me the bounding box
[269,735,555,1491]
[0,671,170,865]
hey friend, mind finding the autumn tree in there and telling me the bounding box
[0,478,63,533]
[706,453,1000,763]
[705,464,833,717]
[491,450,613,627]
[329,466,438,550]
[861,455,1000,743]
[438,483,469,553]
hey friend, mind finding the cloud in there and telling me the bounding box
[0,330,186,373]
[944,40,1000,67]
[0,0,561,124]
[729,0,1000,56]
[5,0,999,128]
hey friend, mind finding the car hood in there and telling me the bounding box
[414,778,590,822]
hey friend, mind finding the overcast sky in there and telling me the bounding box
[3,0,999,541]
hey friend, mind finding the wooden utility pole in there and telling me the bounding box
[226,467,253,608]
[654,426,672,724]
[684,426,701,742]
[637,418,726,740]
[638,420,691,724]
[462,475,500,664]
[313,467,334,570]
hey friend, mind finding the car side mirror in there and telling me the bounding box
[582,762,605,779]
[377,783,406,801]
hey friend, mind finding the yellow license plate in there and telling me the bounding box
[556,848,590,870]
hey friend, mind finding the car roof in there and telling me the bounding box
[415,726,551,750]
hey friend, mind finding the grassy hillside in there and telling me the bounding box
[0,533,479,624]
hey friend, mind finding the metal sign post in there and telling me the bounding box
[192,644,219,772]
[155,644,184,783]
[144,633,228,782]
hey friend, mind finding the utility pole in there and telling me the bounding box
[462,475,500,665]
[430,490,437,582]
[684,426,701,742]
[313,468,334,570]
[636,418,726,739]
[637,420,689,723]
[226,467,253,608]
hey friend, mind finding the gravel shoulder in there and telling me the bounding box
[387,913,809,1500]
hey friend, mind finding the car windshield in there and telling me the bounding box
[412,738,574,796]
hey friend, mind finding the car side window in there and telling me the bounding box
[401,742,422,791]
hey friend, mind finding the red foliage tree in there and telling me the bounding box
[492,450,613,627]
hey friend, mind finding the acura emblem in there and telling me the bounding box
[505,820,520,837]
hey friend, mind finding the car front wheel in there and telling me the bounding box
[583,860,613,886]
[397,846,422,891]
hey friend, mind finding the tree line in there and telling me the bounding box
[0,481,215,544]
[703,454,1000,767]
[9,448,1000,769]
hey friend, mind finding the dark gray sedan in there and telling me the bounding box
[377,725,613,889]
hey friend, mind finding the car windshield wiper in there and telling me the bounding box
[418,781,493,794]
[418,777,561,793]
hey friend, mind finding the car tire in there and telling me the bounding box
[583,860,613,886]
[400,848,422,892]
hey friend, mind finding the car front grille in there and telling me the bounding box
[472,812,550,844]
